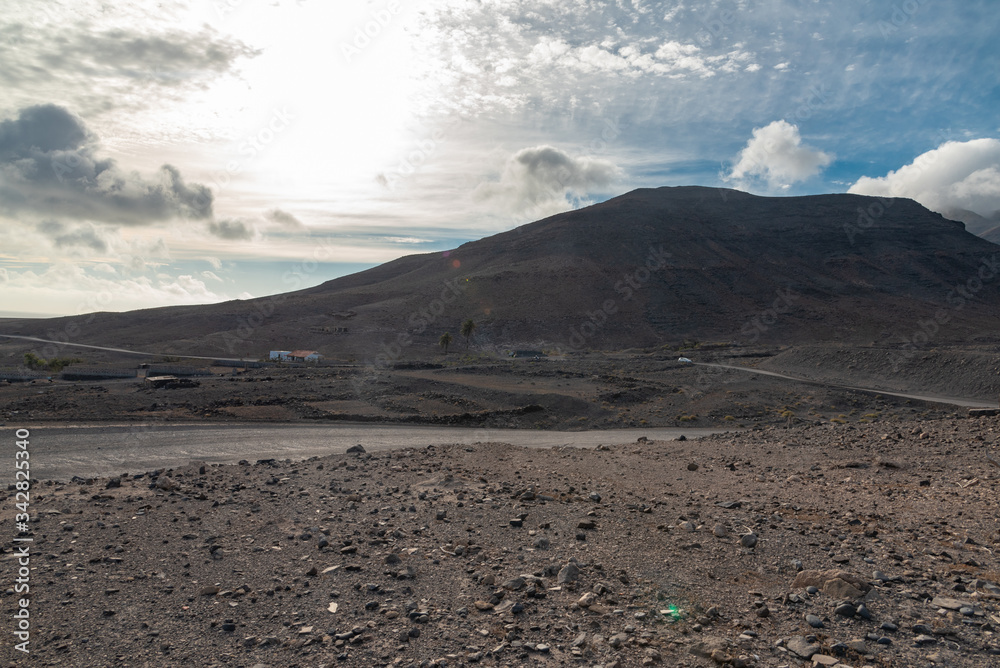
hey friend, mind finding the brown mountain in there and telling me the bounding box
[4,186,1000,360]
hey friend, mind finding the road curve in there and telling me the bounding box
[692,362,996,409]
[5,423,734,482]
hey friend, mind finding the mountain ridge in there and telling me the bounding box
[3,186,999,360]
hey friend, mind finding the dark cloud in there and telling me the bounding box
[0,104,213,224]
[36,220,109,253]
[264,208,305,228]
[208,218,255,241]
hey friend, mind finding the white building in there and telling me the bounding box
[269,350,322,363]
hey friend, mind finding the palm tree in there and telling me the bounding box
[439,332,453,355]
[461,319,476,350]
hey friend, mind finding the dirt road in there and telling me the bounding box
[8,423,734,482]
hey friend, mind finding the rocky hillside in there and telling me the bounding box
[3,187,1000,360]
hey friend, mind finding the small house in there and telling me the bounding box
[269,350,292,361]
[289,350,322,363]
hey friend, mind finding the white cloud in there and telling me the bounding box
[0,263,229,315]
[525,37,751,80]
[474,145,621,217]
[848,138,1000,217]
[201,270,223,282]
[728,120,833,189]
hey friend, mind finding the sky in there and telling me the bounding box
[0,0,998,317]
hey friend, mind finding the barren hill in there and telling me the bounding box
[4,186,1000,360]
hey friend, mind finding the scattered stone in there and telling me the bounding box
[786,636,821,659]
[557,563,580,584]
[689,637,730,660]
[806,614,825,628]
[835,603,856,618]
[740,533,758,548]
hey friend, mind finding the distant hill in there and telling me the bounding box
[942,208,1000,245]
[4,186,1000,360]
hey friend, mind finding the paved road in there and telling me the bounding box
[4,423,733,482]
[693,362,996,408]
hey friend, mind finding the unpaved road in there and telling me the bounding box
[694,362,997,408]
[6,423,734,482]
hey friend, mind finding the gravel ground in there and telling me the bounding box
[2,416,999,667]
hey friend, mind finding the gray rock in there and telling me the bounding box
[786,636,821,659]
[740,533,758,548]
[834,603,856,618]
[557,563,580,584]
[346,444,365,454]
[806,614,825,628]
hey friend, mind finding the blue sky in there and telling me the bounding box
[1,0,998,316]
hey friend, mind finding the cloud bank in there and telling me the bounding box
[848,138,1000,218]
[0,104,213,224]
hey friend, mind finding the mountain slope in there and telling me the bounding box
[4,186,1000,359]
